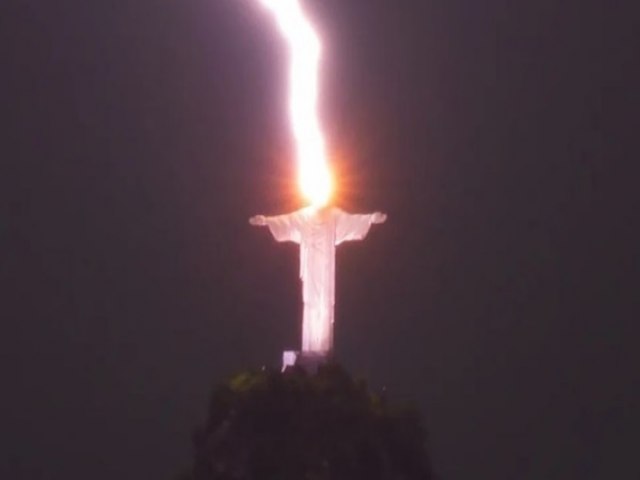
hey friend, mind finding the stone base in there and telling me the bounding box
[282,350,330,373]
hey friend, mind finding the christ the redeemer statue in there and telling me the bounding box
[249,206,386,354]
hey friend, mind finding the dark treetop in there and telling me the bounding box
[184,364,433,480]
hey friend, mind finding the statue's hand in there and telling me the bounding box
[249,215,267,226]
[372,212,387,224]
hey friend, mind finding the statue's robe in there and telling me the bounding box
[264,207,378,353]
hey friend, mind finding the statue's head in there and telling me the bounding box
[305,202,333,221]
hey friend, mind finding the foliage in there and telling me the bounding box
[184,363,433,480]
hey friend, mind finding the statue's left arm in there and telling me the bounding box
[335,210,387,245]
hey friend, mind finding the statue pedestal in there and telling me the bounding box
[282,350,329,373]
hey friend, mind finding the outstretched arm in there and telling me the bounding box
[335,210,387,244]
[249,215,267,226]
[248,212,301,243]
[371,212,387,224]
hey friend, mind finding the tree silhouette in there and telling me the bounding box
[183,363,433,480]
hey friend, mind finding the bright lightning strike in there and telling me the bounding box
[258,0,333,207]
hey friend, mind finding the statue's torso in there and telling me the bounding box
[296,208,338,303]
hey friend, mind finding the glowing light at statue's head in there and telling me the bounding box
[257,0,333,207]
[299,159,332,207]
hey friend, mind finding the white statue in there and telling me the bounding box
[250,206,386,353]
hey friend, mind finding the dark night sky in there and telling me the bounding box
[2,0,637,479]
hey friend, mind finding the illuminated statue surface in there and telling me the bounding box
[250,207,386,353]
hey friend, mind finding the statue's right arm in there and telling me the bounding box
[249,212,301,243]
[249,215,267,226]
